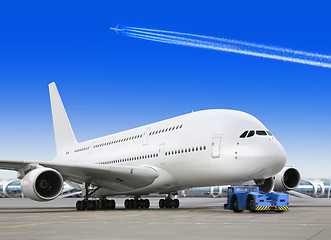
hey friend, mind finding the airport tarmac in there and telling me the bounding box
[0,197,330,240]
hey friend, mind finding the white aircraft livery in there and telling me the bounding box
[0,83,301,210]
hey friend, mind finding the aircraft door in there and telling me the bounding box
[143,127,151,145]
[211,137,221,158]
[89,141,95,154]
[159,143,165,165]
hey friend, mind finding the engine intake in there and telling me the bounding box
[255,177,275,193]
[274,166,301,192]
[21,167,63,201]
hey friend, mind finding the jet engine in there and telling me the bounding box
[21,167,63,201]
[251,166,301,193]
[273,166,301,192]
[254,177,275,193]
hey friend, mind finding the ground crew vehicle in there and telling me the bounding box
[224,186,289,212]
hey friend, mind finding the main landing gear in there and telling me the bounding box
[76,182,116,211]
[159,195,180,209]
[76,199,116,211]
[124,197,150,209]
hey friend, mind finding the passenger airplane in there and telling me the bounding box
[0,83,300,210]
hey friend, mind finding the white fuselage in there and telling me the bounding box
[56,109,286,196]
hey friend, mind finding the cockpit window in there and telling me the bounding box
[240,130,272,138]
[239,131,248,138]
[256,130,267,136]
[266,131,273,136]
[247,130,255,138]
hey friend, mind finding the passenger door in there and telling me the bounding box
[159,143,165,165]
[211,136,221,158]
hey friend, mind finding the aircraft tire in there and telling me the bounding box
[143,199,150,209]
[76,200,82,211]
[159,199,165,208]
[87,200,97,210]
[81,200,87,210]
[173,199,180,208]
[110,199,116,209]
[165,199,173,208]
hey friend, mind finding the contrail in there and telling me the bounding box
[110,26,331,69]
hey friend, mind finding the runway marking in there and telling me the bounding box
[0,210,188,229]
[307,228,326,240]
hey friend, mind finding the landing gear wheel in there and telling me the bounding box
[76,200,82,211]
[87,200,97,210]
[138,199,144,209]
[124,199,129,209]
[109,199,116,209]
[165,199,174,208]
[133,199,140,209]
[159,199,165,208]
[129,199,134,209]
[81,200,87,210]
[173,199,180,208]
[143,199,150,209]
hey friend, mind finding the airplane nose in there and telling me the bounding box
[241,138,286,179]
[265,140,286,177]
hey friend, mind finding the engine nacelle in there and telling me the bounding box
[273,166,301,192]
[21,167,63,201]
[255,177,275,193]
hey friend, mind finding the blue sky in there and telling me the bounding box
[0,1,330,179]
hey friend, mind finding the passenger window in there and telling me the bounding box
[247,130,255,138]
[240,131,248,138]
[256,130,267,136]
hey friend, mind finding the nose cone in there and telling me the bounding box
[263,139,286,177]
[241,138,286,179]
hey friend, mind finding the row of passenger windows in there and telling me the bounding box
[149,124,183,136]
[74,147,89,153]
[94,133,144,149]
[239,130,273,138]
[72,133,144,153]
[98,153,159,165]
[73,124,184,153]
[165,145,207,156]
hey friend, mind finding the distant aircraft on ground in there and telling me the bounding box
[0,83,300,210]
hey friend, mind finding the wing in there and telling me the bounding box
[0,159,159,192]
